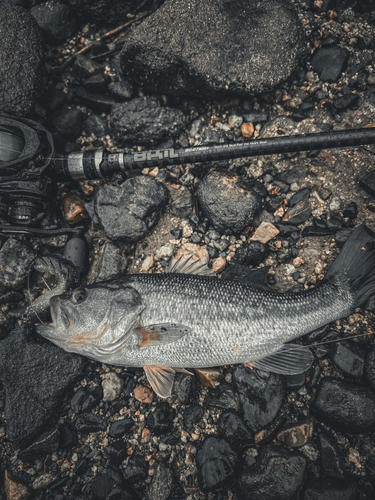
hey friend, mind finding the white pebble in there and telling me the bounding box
[102,372,124,401]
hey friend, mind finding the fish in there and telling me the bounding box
[36,224,375,398]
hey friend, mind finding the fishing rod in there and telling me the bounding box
[1,113,375,234]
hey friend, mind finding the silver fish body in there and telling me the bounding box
[36,224,375,397]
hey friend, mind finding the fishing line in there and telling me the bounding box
[311,331,373,347]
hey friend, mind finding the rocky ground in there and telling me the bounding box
[3,0,375,499]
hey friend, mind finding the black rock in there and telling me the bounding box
[84,114,107,137]
[72,54,105,83]
[334,228,353,248]
[326,215,342,232]
[18,427,59,461]
[318,429,345,479]
[282,199,311,225]
[92,176,167,243]
[252,180,268,198]
[146,402,175,436]
[197,169,261,234]
[109,81,134,102]
[170,188,193,218]
[275,165,308,185]
[0,323,85,447]
[289,188,310,208]
[109,97,185,147]
[65,0,164,26]
[246,241,268,266]
[59,423,78,450]
[123,454,148,485]
[75,458,91,476]
[332,93,359,112]
[310,46,349,83]
[173,372,199,404]
[74,87,117,113]
[291,109,307,122]
[91,40,109,55]
[343,202,358,220]
[285,373,305,389]
[83,466,139,500]
[147,463,172,500]
[302,226,332,237]
[76,413,107,434]
[109,418,134,439]
[233,366,286,431]
[0,239,35,293]
[365,345,375,391]
[50,107,84,141]
[360,170,375,196]
[274,223,299,238]
[217,410,254,449]
[233,444,306,500]
[330,342,365,379]
[30,0,78,43]
[107,440,128,466]
[120,0,307,98]
[81,385,103,412]
[83,73,110,93]
[0,3,43,116]
[303,478,358,500]
[123,376,137,399]
[41,86,67,112]
[71,387,87,413]
[300,101,315,112]
[311,377,375,433]
[87,241,127,284]
[242,112,269,123]
[183,404,204,429]
[205,383,242,411]
[196,437,240,492]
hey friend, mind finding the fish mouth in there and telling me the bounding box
[50,296,72,333]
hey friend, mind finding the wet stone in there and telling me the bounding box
[0,239,35,293]
[343,201,358,220]
[360,170,375,196]
[41,86,67,112]
[146,402,175,436]
[83,73,110,94]
[50,107,84,141]
[123,454,148,486]
[217,410,254,449]
[81,385,103,412]
[303,478,358,500]
[74,87,117,113]
[233,444,306,500]
[318,429,344,479]
[277,419,314,448]
[246,240,268,266]
[102,372,124,401]
[289,187,310,208]
[71,387,87,414]
[332,93,359,112]
[59,424,78,450]
[169,188,193,218]
[196,437,240,493]
[110,96,185,146]
[109,418,134,439]
[282,199,311,225]
[233,366,286,431]
[326,215,342,232]
[276,165,308,185]
[18,428,59,461]
[75,413,107,434]
[205,383,242,411]
[173,372,198,404]
[87,241,127,284]
[197,169,261,234]
[310,45,349,83]
[285,373,305,389]
[83,466,138,500]
[274,223,299,238]
[147,463,172,500]
[302,226,332,237]
[84,114,107,137]
[30,0,78,43]
[330,342,365,379]
[72,54,105,83]
[108,81,134,102]
[183,404,204,429]
[134,385,154,404]
[311,378,375,433]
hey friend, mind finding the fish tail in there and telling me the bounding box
[324,224,375,308]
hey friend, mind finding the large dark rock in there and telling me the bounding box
[233,366,286,431]
[120,0,307,98]
[87,241,127,284]
[65,0,165,26]
[311,378,375,434]
[196,436,240,492]
[89,176,167,243]
[30,0,79,43]
[0,323,86,448]
[0,4,43,116]
[233,444,306,500]
[109,97,185,147]
[197,170,261,235]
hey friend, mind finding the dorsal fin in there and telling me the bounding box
[166,255,214,276]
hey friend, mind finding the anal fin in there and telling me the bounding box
[144,365,175,398]
[245,344,313,375]
[135,323,191,348]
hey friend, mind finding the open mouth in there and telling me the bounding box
[50,296,71,332]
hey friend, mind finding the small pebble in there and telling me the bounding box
[102,372,124,401]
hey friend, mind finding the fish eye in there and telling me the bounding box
[71,288,87,304]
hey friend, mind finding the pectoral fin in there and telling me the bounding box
[245,344,313,375]
[144,365,176,398]
[135,323,191,348]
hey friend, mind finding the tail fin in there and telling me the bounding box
[324,224,375,308]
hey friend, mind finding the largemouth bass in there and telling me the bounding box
[37,224,375,398]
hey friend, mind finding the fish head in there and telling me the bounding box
[36,284,144,355]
